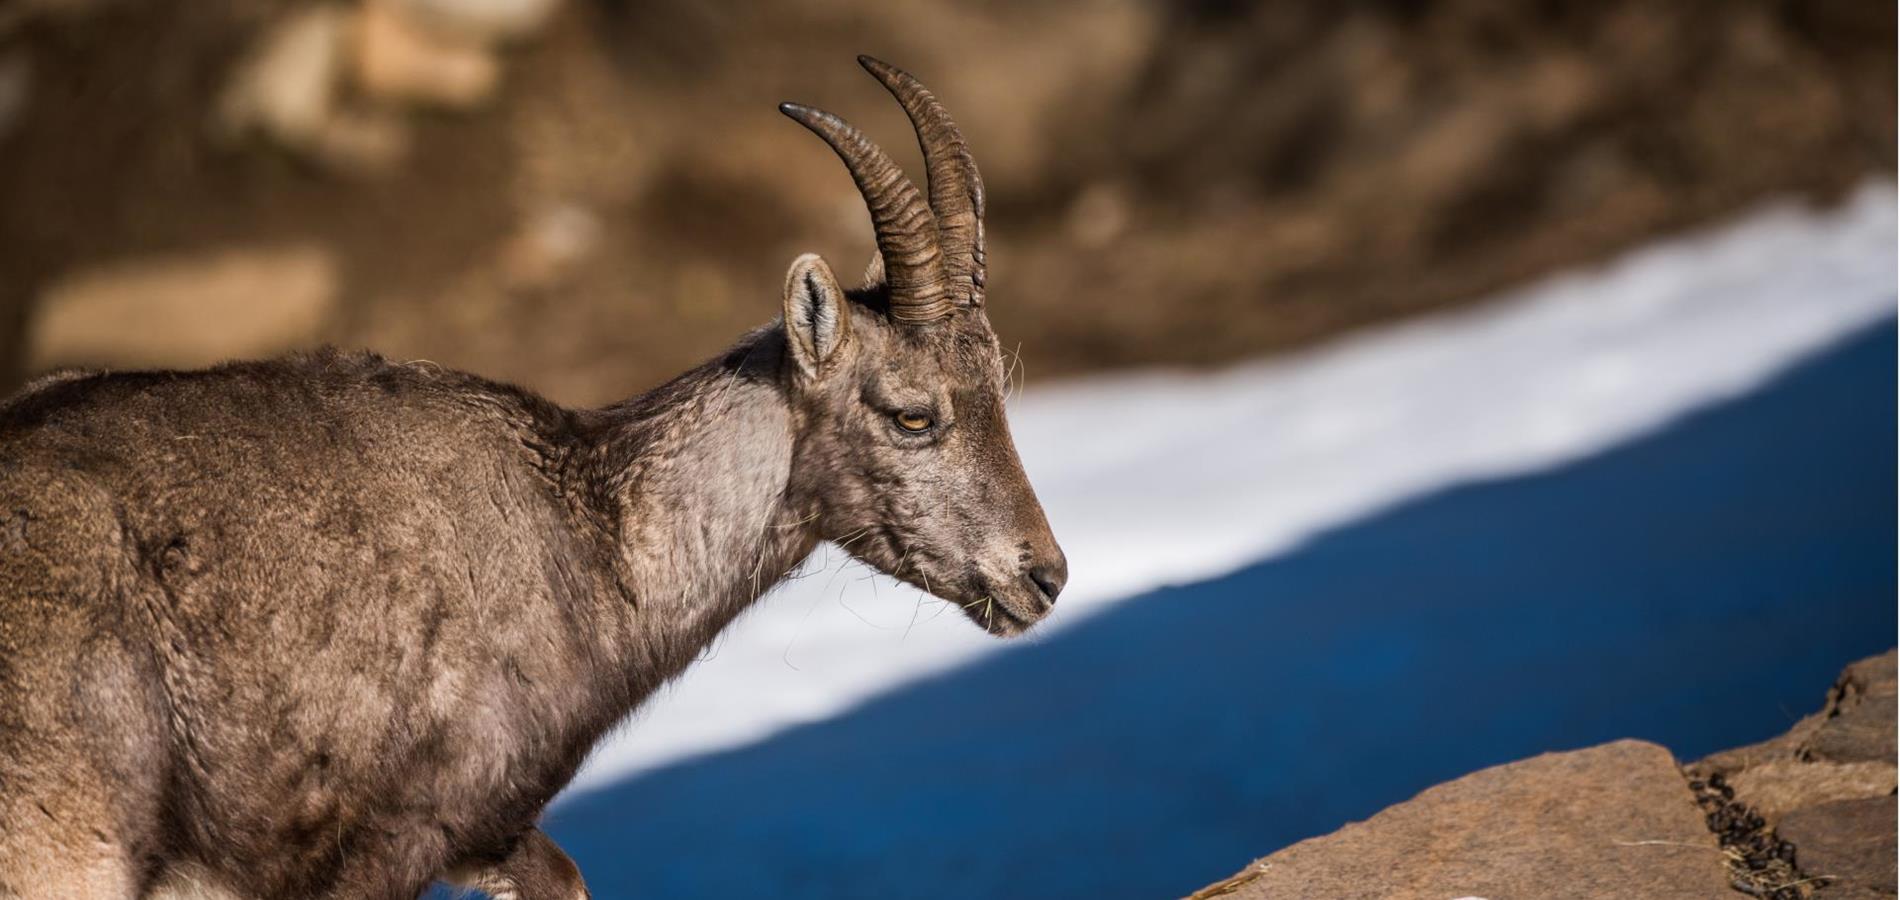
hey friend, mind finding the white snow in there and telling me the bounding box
[564,180,1897,797]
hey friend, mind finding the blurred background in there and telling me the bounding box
[2,0,1891,399]
[2,1,1893,897]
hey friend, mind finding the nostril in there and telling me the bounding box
[1027,562,1066,608]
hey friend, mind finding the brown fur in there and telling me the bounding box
[0,64,1061,900]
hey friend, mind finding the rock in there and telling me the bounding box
[213,5,412,176]
[1193,654,1898,899]
[1693,651,1897,825]
[1727,759,1896,822]
[29,244,338,371]
[215,5,347,148]
[1198,741,1730,900]
[208,0,561,169]
[1688,651,1897,898]
[1805,653,1897,765]
[1777,796,1896,899]
[355,0,499,109]
[390,0,561,44]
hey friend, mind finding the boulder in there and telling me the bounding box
[355,0,499,109]
[1192,652,1898,900]
[1691,651,1898,900]
[388,0,561,44]
[1194,740,1730,900]
[1806,653,1898,766]
[29,244,338,371]
[1777,796,1897,899]
[213,4,410,175]
[214,5,346,148]
[1725,760,1896,823]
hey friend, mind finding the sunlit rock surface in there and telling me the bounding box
[1197,653,1898,900]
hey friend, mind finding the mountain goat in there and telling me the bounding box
[0,57,1065,899]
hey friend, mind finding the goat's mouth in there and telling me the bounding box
[970,596,1035,637]
[852,529,1044,637]
[951,575,1044,638]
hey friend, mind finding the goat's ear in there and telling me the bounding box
[783,253,851,377]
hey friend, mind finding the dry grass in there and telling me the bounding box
[1184,861,1270,899]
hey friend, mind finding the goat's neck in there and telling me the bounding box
[587,331,818,683]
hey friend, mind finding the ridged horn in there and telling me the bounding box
[779,102,953,325]
[857,55,986,307]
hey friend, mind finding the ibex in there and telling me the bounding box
[0,57,1065,899]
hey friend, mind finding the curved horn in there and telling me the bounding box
[779,102,953,325]
[857,55,986,307]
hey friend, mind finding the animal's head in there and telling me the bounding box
[777,57,1064,637]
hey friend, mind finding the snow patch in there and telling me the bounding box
[566,181,1896,796]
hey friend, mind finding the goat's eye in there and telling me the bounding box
[894,410,934,433]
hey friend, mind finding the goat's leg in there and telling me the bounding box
[0,804,137,900]
[0,841,134,900]
[444,828,589,900]
[0,738,141,900]
[0,590,160,900]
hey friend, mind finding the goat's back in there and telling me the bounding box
[0,351,616,897]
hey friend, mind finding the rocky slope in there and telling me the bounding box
[1,1,1892,402]
[1191,652,1897,900]
[1691,652,1898,899]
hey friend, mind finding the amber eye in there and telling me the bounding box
[894,410,934,433]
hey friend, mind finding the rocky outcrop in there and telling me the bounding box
[2,2,1892,399]
[1190,740,1731,900]
[1193,652,1897,900]
[213,0,561,177]
[29,244,338,370]
[1691,652,1898,899]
